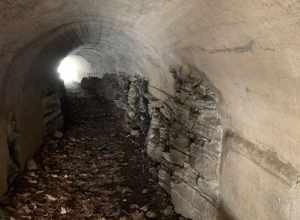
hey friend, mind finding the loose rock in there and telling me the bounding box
[145,211,157,218]
[26,159,38,171]
[54,131,64,139]
[162,206,174,216]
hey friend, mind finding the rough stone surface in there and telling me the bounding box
[81,74,130,111]
[41,86,64,137]
[126,75,150,135]
[81,73,150,135]
[146,66,223,220]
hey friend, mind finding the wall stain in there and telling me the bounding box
[209,40,255,54]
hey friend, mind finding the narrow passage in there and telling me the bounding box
[1,92,187,220]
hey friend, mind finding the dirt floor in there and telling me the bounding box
[0,92,188,220]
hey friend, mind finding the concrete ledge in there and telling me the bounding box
[223,132,300,187]
[221,132,300,220]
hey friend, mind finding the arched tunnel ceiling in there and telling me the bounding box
[1,0,300,172]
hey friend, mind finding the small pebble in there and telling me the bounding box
[54,131,64,139]
[162,206,174,216]
[146,211,157,218]
[27,159,38,171]
[142,189,148,194]
[130,204,140,210]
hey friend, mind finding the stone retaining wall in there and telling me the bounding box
[146,66,223,220]
[81,73,150,135]
[42,87,64,136]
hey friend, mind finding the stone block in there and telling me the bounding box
[173,164,198,187]
[197,110,220,126]
[169,148,189,166]
[197,178,220,203]
[174,104,191,124]
[191,100,217,112]
[193,152,220,181]
[193,123,222,142]
[192,192,219,220]
[171,181,218,220]
[158,166,172,193]
[169,133,191,149]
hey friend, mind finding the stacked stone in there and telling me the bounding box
[81,77,102,91]
[42,88,64,136]
[96,73,130,110]
[146,102,166,162]
[146,66,223,220]
[80,73,150,135]
[81,74,130,110]
[126,74,150,135]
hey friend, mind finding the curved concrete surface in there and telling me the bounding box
[1,1,300,219]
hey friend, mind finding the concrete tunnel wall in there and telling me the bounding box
[1,0,300,219]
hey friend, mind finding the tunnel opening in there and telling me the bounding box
[57,55,92,86]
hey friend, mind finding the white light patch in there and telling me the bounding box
[57,56,81,84]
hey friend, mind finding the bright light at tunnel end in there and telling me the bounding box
[57,56,81,84]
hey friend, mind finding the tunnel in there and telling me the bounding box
[0,1,300,220]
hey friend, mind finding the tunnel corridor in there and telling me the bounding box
[1,1,300,220]
[1,86,185,220]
